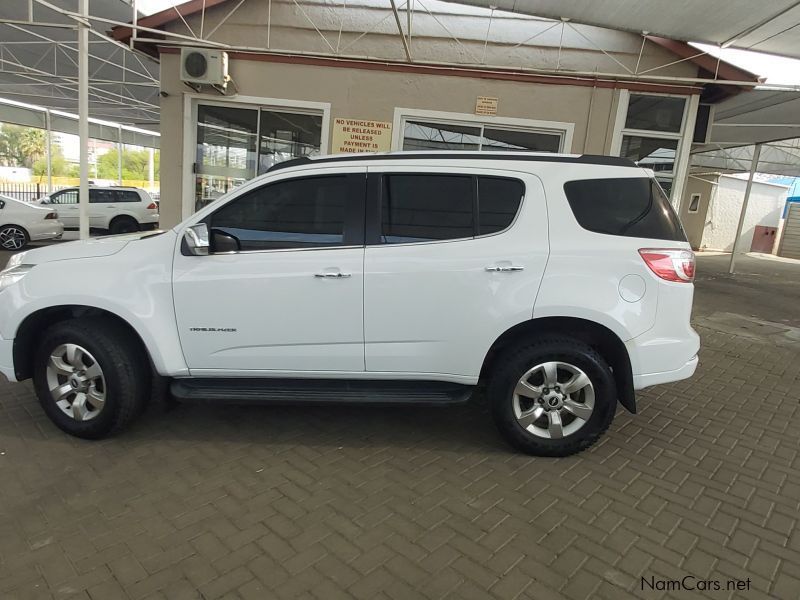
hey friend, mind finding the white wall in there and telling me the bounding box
[700,175,788,252]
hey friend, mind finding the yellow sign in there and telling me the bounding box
[475,96,499,116]
[332,118,392,154]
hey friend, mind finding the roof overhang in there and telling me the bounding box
[437,0,800,60]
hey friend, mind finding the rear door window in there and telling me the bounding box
[563,177,686,241]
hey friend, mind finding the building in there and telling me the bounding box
[112,0,760,228]
[681,174,788,252]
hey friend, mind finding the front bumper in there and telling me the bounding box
[633,355,698,390]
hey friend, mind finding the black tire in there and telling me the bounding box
[0,224,30,251]
[108,216,139,235]
[32,317,149,439]
[488,337,617,457]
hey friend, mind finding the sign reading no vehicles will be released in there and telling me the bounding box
[332,118,393,154]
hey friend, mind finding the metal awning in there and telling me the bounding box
[692,90,800,177]
[440,0,800,60]
[0,0,159,129]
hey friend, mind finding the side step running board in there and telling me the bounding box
[170,378,474,406]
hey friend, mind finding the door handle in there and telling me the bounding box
[486,265,524,272]
[314,272,352,278]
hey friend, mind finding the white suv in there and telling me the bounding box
[0,152,699,456]
[40,186,159,234]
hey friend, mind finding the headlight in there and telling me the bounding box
[0,264,34,292]
[4,252,26,270]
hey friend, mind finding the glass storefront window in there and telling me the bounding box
[402,119,563,153]
[482,128,561,152]
[194,103,323,212]
[403,121,481,151]
[620,135,678,174]
[625,94,686,133]
[258,111,322,174]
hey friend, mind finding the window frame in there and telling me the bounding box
[50,189,78,205]
[202,171,367,255]
[364,171,525,246]
[610,90,697,203]
[183,94,332,220]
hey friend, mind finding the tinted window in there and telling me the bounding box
[116,191,142,202]
[380,175,473,243]
[210,175,351,251]
[563,177,686,241]
[90,189,116,203]
[478,177,524,235]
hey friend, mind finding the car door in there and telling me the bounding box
[363,166,549,379]
[89,189,115,228]
[49,189,79,227]
[172,167,367,374]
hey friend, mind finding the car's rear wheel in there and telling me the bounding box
[0,225,29,250]
[108,216,139,234]
[488,337,617,456]
[32,317,149,439]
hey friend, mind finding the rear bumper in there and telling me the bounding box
[0,336,16,382]
[633,355,698,390]
[28,222,64,241]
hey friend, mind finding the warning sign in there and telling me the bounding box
[332,118,392,154]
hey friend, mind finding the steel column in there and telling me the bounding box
[728,143,762,274]
[78,0,89,240]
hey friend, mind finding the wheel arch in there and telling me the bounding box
[480,316,636,413]
[13,305,152,381]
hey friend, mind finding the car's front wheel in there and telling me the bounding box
[488,337,617,456]
[32,317,148,439]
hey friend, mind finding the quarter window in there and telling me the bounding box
[564,177,687,242]
[380,175,473,243]
[209,175,354,251]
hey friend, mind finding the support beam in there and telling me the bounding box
[45,109,52,194]
[117,125,123,185]
[728,143,762,275]
[78,0,89,240]
[389,0,412,62]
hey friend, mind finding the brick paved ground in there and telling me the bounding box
[0,252,798,600]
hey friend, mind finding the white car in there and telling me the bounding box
[0,194,63,251]
[0,152,699,456]
[39,186,159,234]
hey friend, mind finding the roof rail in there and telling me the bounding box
[267,152,637,172]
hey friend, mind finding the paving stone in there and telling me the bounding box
[0,255,799,599]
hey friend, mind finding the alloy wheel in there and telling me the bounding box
[45,343,107,422]
[0,227,26,250]
[512,361,595,439]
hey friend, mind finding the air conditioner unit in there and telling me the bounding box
[180,48,229,87]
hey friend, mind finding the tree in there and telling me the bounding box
[96,147,160,181]
[33,145,72,178]
[0,124,47,168]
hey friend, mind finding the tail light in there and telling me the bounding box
[45,211,58,220]
[639,249,695,283]
[146,202,158,210]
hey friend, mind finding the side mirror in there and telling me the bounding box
[183,223,209,256]
[211,229,241,253]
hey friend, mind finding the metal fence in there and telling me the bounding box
[0,182,53,202]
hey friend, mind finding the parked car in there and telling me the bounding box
[0,152,699,456]
[38,186,159,234]
[0,193,63,251]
